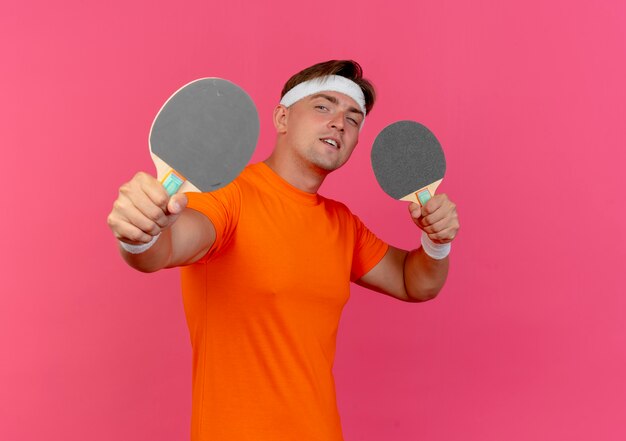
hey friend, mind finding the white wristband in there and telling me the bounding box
[119,233,161,254]
[420,231,451,260]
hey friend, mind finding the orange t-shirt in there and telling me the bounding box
[182,162,388,440]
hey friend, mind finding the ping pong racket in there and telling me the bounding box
[149,78,259,195]
[371,120,446,206]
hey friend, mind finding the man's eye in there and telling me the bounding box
[315,105,328,111]
[347,117,359,126]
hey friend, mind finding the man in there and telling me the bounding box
[107,60,459,440]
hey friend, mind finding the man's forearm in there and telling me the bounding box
[403,247,449,302]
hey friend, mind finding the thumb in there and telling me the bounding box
[167,193,188,215]
[408,202,422,220]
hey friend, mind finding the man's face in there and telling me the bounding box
[282,90,364,173]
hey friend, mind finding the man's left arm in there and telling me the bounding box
[356,194,459,302]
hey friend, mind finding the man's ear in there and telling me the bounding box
[273,105,288,134]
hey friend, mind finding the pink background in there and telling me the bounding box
[2,0,625,439]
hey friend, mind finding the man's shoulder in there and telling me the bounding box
[233,162,266,187]
[318,194,362,224]
[318,193,350,211]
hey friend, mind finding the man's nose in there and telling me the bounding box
[329,112,344,131]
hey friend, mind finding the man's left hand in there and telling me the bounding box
[409,194,459,244]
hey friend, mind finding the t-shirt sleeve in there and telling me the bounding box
[185,182,241,262]
[350,214,389,281]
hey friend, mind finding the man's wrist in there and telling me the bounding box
[420,231,451,260]
[119,233,161,254]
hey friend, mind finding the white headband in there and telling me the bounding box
[280,75,367,120]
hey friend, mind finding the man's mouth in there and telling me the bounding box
[320,138,340,149]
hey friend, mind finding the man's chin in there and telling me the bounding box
[311,160,342,174]
[305,151,347,174]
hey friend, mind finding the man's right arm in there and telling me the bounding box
[107,172,216,273]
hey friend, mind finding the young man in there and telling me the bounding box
[107,60,459,440]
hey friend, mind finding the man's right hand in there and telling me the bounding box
[107,172,188,245]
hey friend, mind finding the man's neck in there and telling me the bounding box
[264,150,327,194]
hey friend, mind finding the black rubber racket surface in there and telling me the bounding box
[371,120,446,205]
[149,78,259,195]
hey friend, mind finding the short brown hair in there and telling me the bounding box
[281,60,376,114]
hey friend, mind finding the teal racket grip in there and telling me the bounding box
[417,189,432,206]
[161,171,185,196]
